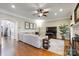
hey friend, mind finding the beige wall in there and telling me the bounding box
[40,18,70,39]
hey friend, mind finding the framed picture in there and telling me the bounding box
[74,3,79,23]
[25,22,30,29]
[30,23,34,29]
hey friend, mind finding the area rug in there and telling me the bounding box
[48,39,64,55]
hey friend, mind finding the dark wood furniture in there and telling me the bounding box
[46,33,54,39]
[43,39,49,49]
[46,27,57,39]
[71,37,78,56]
[72,37,79,56]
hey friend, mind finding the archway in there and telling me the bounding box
[0,20,17,56]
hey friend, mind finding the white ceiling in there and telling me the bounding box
[0,3,76,21]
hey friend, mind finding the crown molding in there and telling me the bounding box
[0,8,30,20]
[0,8,71,23]
[45,17,70,22]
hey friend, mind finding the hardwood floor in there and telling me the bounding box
[1,36,78,56]
[1,37,69,56]
[64,40,70,56]
[16,39,79,56]
[16,41,61,56]
[73,41,79,55]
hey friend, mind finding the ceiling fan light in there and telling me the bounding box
[33,8,49,17]
[38,13,43,17]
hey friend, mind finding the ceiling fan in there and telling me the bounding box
[31,3,50,17]
[33,8,50,17]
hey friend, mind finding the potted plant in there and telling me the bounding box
[59,24,68,40]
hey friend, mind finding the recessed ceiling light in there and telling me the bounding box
[59,8,63,12]
[11,5,15,8]
[54,13,57,16]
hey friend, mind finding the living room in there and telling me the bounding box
[0,3,79,56]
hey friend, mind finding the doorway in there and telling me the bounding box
[0,20,17,56]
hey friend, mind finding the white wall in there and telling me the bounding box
[40,18,70,39]
[0,12,37,40]
[0,12,36,32]
[0,13,18,39]
[0,8,74,40]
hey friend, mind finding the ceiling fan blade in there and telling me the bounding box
[43,12,49,17]
[43,8,50,11]
[44,11,49,13]
[32,11,38,13]
[43,14,47,17]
